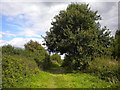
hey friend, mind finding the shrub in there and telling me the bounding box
[2,45,23,55]
[24,40,51,69]
[2,54,40,88]
[87,57,120,84]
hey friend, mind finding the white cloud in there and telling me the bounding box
[0,37,44,48]
[1,0,120,2]
[0,40,7,46]
[0,31,16,37]
[1,2,118,37]
[1,2,68,37]
[0,34,2,38]
[89,2,118,35]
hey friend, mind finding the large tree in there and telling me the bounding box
[44,3,112,70]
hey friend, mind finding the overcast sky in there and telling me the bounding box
[0,0,119,51]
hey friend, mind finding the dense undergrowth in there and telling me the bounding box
[85,57,120,88]
[2,42,120,88]
[2,54,40,88]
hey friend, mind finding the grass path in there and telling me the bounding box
[16,63,114,88]
[17,71,113,88]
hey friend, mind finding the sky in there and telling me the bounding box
[0,0,119,51]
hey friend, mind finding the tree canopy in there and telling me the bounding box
[44,3,112,70]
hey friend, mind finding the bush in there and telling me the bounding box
[2,45,23,55]
[87,57,120,84]
[2,54,40,88]
[24,40,51,69]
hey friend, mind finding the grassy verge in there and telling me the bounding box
[16,71,114,88]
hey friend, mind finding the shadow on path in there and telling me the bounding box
[44,63,67,74]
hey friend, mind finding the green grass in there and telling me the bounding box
[3,53,118,88]
[13,59,117,88]
[16,71,113,88]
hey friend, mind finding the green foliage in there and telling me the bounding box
[112,30,120,60]
[2,40,52,88]
[62,55,74,72]
[2,45,23,55]
[42,54,51,70]
[1,2,118,86]
[87,57,120,84]
[2,43,52,70]
[2,45,14,54]
[62,55,89,72]
[50,53,61,64]
[24,40,45,52]
[2,54,40,88]
[44,3,112,70]
[24,40,51,69]
[2,43,119,88]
